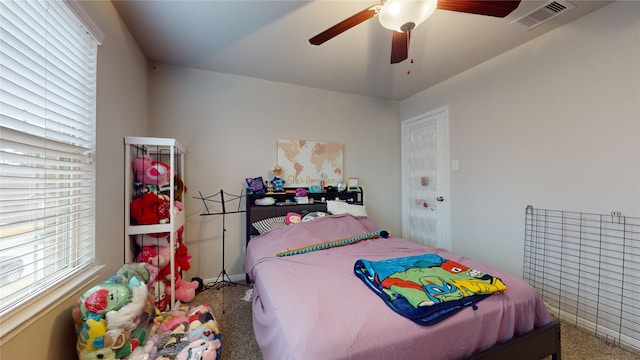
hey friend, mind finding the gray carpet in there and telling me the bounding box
[547,318,640,360]
[192,284,640,360]
[191,283,261,360]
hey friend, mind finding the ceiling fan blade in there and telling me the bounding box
[437,0,521,18]
[390,31,408,64]
[309,5,378,45]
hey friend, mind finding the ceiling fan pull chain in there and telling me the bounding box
[406,30,413,75]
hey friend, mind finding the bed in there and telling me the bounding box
[243,200,561,360]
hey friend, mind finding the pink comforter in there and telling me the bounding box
[244,214,552,360]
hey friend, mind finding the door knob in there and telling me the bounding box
[437,196,444,202]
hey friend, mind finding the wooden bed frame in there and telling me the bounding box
[245,188,562,360]
[467,320,561,360]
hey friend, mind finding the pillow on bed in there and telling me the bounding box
[301,211,328,222]
[327,201,367,217]
[252,216,286,235]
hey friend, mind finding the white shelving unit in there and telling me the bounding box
[124,136,186,310]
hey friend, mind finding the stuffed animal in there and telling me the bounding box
[156,275,197,306]
[137,245,161,267]
[188,323,219,343]
[158,255,180,282]
[156,314,189,334]
[160,174,187,201]
[174,199,184,213]
[174,277,199,303]
[138,230,188,285]
[79,347,116,360]
[186,304,220,344]
[71,284,124,330]
[285,212,302,225]
[130,192,172,226]
[105,279,149,342]
[74,264,159,360]
[133,156,171,187]
[76,318,110,351]
[175,339,220,360]
[127,334,159,360]
[152,280,169,311]
[157,227,186,280]
[151,278,166,302]
[144,262,159,283]
[187,304,216,325]
[113,325,150,359]
[155,323,190,359]
[176,224,185,240]
[175,238,191,272]
[108,262,150,286]
[78,283,132,320]
[137,245,171,279]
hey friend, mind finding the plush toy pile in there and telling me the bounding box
[73,263,221,360]
[135,225,199,311]
[130,156,198,309]
[72,263,156,359]
[151,304,221,359]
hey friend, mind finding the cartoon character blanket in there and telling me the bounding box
[354,253,507,325]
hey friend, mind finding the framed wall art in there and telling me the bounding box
[276,139,343,188]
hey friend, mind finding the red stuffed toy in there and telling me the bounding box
[130,192,171,226]
[175,239,191,272]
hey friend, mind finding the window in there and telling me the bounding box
[0,0,100,330]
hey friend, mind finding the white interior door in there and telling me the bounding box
[401,106,451,250]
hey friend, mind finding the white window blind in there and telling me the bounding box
[0,0,98,317]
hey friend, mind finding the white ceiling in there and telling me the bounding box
[111,0,612,101]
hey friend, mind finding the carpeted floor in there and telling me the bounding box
[191,284,640,360]
[549,321,640,360]
[191,283,261,360]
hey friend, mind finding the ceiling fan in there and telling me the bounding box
[309,0,522,64]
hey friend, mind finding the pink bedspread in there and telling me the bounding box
[244,214,552,360]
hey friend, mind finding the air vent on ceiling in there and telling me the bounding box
[511,1,576,30]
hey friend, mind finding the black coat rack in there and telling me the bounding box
[195,189,245,290]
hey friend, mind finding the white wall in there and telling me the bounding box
[1,1,149,359]
[147,66,401,282]
[400,1,640,276]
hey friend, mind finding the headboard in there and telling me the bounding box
[244,188,363,242]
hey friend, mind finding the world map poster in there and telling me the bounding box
[277,139,344,187]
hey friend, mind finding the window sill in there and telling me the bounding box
[0,264,105,342]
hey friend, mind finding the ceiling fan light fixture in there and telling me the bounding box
[378,0,438,32]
